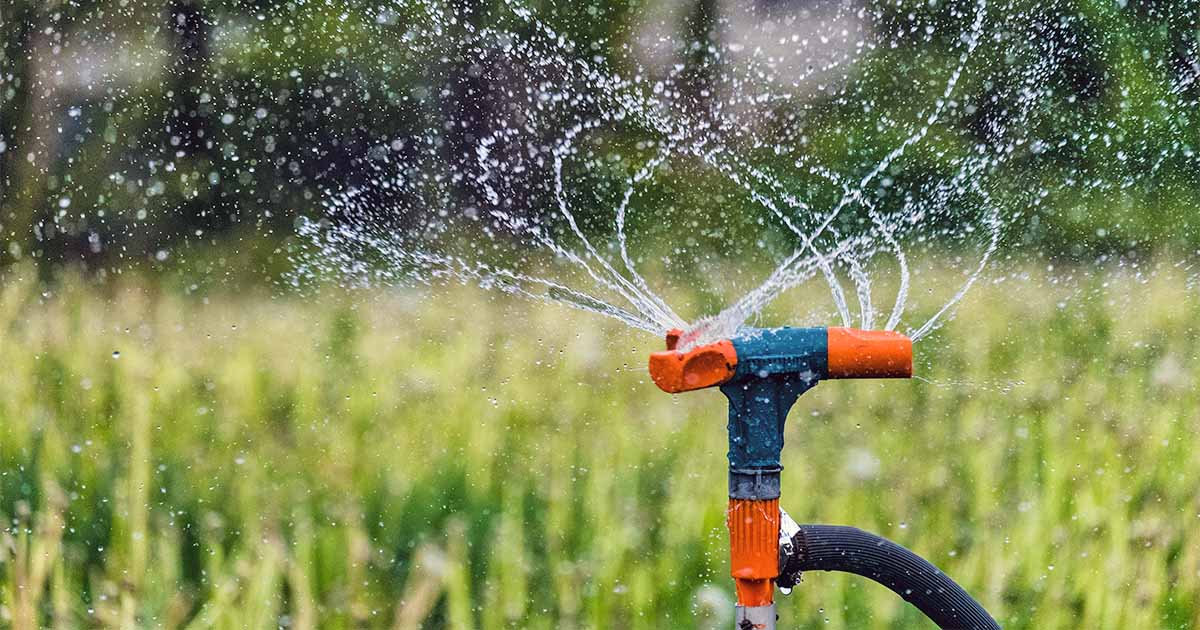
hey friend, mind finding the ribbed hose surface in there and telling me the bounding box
[791,525,1000,630]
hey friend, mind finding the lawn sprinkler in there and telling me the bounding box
[649,327,999,630]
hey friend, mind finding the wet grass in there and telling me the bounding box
[0,262,1198,629]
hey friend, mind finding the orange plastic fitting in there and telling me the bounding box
[648,332,738,394]
[728,497,780,606]
[827,327,913,379]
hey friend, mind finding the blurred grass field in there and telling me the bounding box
[0,261,1199,629]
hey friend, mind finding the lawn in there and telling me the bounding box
[0,261,1197,629]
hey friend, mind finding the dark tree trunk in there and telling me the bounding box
[1,2,62,262]
[0,1,37,206]
[442,0,493,215]
[165,0,216,233]
[167,0,210,156]
[681,0,721,114]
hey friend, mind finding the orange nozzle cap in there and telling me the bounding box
[648,333,738,393]
[827,328,913,379]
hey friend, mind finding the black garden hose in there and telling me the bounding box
[779,524,1000,630]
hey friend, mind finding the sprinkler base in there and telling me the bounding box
[734,604,776,630]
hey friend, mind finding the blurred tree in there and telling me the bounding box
[165,1,213,179]
[0,0,1196,277]
[0,0,62,262]
[168,0,216,232]
[442,0,495,215]
[680,0,720,112]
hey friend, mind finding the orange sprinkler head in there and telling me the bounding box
[648,333,738,394]
[827,327,912,379]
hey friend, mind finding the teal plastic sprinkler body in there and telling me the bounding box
[720,327,826,474]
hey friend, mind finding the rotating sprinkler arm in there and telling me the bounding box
[648,327,913,628]
[648,327,911,394]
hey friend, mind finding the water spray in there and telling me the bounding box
[649,327,999,629]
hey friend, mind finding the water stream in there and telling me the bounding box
[291,0,1199,347]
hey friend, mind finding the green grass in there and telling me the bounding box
[0,261,1199,629]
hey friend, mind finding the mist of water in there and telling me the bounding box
[291,0,1200,347]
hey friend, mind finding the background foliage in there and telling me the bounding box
[1,0,1197,276]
